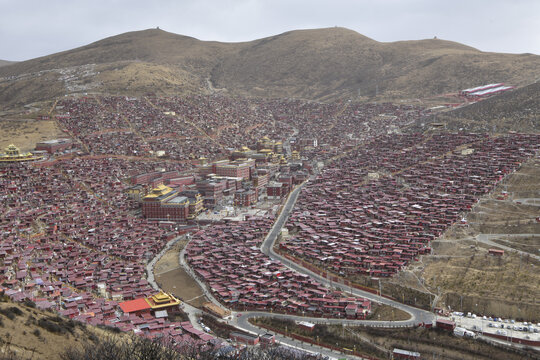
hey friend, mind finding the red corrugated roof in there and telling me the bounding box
[436,319,455,326]
[119,298,150,313]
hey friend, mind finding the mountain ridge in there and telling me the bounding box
[1,27,539,107]
[0,59,16,67]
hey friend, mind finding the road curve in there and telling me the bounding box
[176,177,436,359]
[259,179,436,326]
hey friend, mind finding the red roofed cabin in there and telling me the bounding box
[436,318,456,331]
[119,298,151,316]
[297,321,315,332]
[345,303,357,314]
[489,248,504,256]
[230,332,259,345]
[259,333,275,345]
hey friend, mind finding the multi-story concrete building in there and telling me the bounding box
[234,189,257,207]
[35,138,73,154]
[142,184,189,221]
[196,179,227,207]
[198,159,255,180]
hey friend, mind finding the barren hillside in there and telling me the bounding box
[436,81,540,132]
[1,27,539,108]
[0,60,15,67]
[0,299,121,360]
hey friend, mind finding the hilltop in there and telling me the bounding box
[1,27,539,107]
[0,60,15,67]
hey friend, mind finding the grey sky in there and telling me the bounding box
[1,0,539,61]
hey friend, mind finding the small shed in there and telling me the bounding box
[488,248,504,256]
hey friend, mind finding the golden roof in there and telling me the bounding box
[0,144,42,162]
[145,291,181,310]
[144,184,174,198]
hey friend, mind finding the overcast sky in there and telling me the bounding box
[1,0,539,61]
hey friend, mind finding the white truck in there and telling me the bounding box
[454,327,476,338]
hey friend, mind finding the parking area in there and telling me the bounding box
[449,313,540,342]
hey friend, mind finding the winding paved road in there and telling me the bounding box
[259,180,436,327]
[172,173,440,359]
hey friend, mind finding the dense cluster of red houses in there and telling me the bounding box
[255,99,431,159]
[281,133,540,278]
[185,218,371,318]
[4,92,536,355]
[55,95,294,160]
[54,95,431,165]
[0,157,220,347]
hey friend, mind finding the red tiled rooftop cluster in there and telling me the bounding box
[57,95,295,160]
[0,158,217,343]
[55,95,432,163]
[152,96,294,153]
[186,218,370,318]
[254,99,431,159]
[399,135,539,194]
[353,133,486,173]
[282,133,540,278]
[59,157,188,205]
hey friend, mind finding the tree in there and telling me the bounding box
[60,333,323,360]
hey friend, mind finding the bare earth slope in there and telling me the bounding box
[0,60,16,67]
[437,81,540,132]
[0,300,121,360]
[212,28,509,100]
[1,27,539,107]
[0,29,240,106]
[0,29,235,75]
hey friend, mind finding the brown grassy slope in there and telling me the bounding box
[437,81,540,132]
[213,27,540,100]
[0,300,120,360]
[213,27,479,100]
[0,119,65,152]
[0,60,16,67]
[0,29,240,107]
[211,27,383,100]
[0,29,237,76]
[96,61,203,96]
[1,27,539,107]
[0,71,64,106]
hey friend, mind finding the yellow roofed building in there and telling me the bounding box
[118,291,182,317]
[0,144,43,163]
